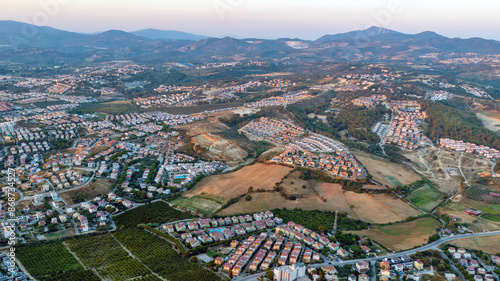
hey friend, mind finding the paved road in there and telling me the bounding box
[236,231,500,281]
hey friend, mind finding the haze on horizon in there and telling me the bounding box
[1,0,499,40]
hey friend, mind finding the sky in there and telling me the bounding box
[1,0,499,40]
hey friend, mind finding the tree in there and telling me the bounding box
[248,186,254,193]
[266,268,274,280]
[245,195,252,201]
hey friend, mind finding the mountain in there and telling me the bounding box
[1,21,499,64]
[317,26,401,42]
[131,28,209,41]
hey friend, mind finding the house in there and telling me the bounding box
[444,273,456,281]
[355,261,369,273]
[358,274,369,281]
[414,260,424,270]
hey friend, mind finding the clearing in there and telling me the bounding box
[59,178,115,205]
[350,217,441,251]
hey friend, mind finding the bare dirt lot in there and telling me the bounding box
[192,133,248,164]
[350,217,441,251]
[353,150,421,187]
[404,147,491,193]
[185,163,293,201]
[59,178,115,205]
[176,118,230,136]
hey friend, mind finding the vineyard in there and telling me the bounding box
[463,186,500,204]
[114,228,223,281]
[66,233,150,281]
[16,242,99,281]
[114,201,192,228]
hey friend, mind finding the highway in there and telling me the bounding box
[235,230,500,281]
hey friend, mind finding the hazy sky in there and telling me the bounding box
[1,0,499,40]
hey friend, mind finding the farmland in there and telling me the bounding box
[66,233,150,281]
[345,192,422,224]
[350,217,441,251]
[462,185,500,204]
[408,183,445,212]
[439,200,500,232]
[185,163,293,201]
[114,228,223,281]
[114,201,192,228]
[16,242,99,281]
[353,150,421,187]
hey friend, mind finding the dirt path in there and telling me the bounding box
[111,234,168,281]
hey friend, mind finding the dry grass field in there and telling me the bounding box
[371,194,422,218]
[59,178,115,205]
[353,150,421,187]
[346,192,404,224]
[451,235,500,254]
[351,217,441,251]
[185,163,293,201]
[218,190,352,216]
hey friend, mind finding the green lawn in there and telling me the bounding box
[384,175,403,187]
[408,184,444,212]
[482,215,500,223]
[170,193,225,215]
[378,217,440,236]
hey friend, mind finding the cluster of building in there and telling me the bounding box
[439,138,500,159]
[446,247,496,281]
[461,85,492,99]
[351,94,387,107]
[382,101,432,150]
[241,117,304,144]
[271,135,364,179]
[246,91,311,108]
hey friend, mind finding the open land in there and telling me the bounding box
[350,217,441,251]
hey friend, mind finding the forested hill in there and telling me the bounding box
[421,101,500,149]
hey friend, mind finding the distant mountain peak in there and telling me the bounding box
[131,29,209,41]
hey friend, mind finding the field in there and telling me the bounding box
[72,100,141,115]
[353,150,421,187]
[439,199,500,232]
[16,242,100,281]
[451,234,500,255]
[462,185,500,204]
[185,163,293,201]
[408,184,445,212]
[350,217,441,251]
[170,193,225,215]
[66,233,150,281]
[114,201,192,228]
[218,183,421,224]
[114,228,223,281]
[59,178,115,205]
[345,192,421,224]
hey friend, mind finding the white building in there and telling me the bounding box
[274,263,306,281]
